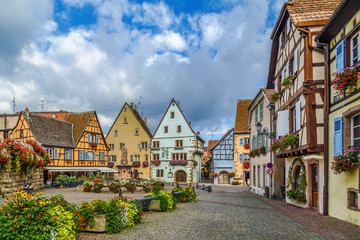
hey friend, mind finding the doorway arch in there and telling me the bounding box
[175,170,187,183]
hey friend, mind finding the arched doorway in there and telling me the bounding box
[219,171,230,184]
[175,170,187,182]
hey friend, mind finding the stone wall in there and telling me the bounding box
[0,167,44,194]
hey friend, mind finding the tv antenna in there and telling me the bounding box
[39,100,45,111]
[11,97,18,114]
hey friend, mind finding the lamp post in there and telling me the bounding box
[256,122,276,139]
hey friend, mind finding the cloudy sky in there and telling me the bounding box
[0,0,284,142]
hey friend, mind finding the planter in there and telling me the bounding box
[84,214,106,232]
[149,200,161,211]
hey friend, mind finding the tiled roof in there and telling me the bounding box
[263,89,275,102]
[33,111,70,121]
[26,113,74,148]
[208,140,219,150]
[234,100,252,132]
[65,112,94,145]
[287,0,341,25]
[130,104,153,138]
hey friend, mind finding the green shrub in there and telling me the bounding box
[109,182,122,193]
[55,175,69,186]
[68,176,77,182]
[77,176,88,185]
[48,205,77,240]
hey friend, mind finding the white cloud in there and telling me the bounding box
[153,31,187,51]
[199,14,224,46]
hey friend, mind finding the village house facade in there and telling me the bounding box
[211,128,234,184]
[317,0,360,225]
[151,99,204,183]
[233,100,252,185]
[266,0,341,212]
[106,103,152,179]
[0,114,19,140]
[11,109,111,182]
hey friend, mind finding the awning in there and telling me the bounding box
[44,167,117,173]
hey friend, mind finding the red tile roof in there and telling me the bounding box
[235,100,252,132]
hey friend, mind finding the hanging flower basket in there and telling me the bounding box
[331,148,360,174]
[271,91,283,102]
[151,160,161,166]
[132,161,141,168]
[142,161,149,167]
[243,161,250,169]
[169,160,188,166]
[331,66,359,95]
[244,144,250,149]
[281,75,295,89]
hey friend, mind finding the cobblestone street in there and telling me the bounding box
[77,185,360,240]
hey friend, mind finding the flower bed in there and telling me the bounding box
[145,191,176,211]
[142,182,152,193]
[0,138,49,175]
[169,160,188,166]
[108,182,122,193]
[331,66,359,95]
[171,185,197,203]
[270,132,299,153]
[331,148,360,174]
[125,182,137,193]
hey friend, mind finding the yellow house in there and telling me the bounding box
[317,0,360,225]
[233,100,252,185]
[106,103,152,179]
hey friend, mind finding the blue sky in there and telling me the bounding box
[0,0,284,143]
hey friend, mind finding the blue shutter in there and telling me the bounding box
[240,138,244,146]
[239,154,243,162]
[334,117,343,156]
[336,41,344,72]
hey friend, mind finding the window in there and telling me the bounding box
[114,130,118,137]
[257,165,261,187]
[130,155,133,162]
[263,165,266,187]
[134,155,140,161]
[79,151,85,161]
[119,143,125,149]
[336,40,344,72]
[258,134,263,147]
[240,138,244,146]
[93,152,96,161]
[20,130,24,138]
[99,152,104,161]
[253,166,256,186]
[109,144,114,151]
[260,102,263,121]
[291,107,296,133]
[177,125,181,133]
[239,154,243,162]
[145,154,148,161]
[254,135,258,149]
[88,133,92,143]
[153,154,160,160]
[156,169,164,177]
[153,141,160,148]
[175,140,183,147]
[135,129,139,135]
[95,135,99,144]
[334,117,343,156]
[164,126,168,133]
[348,188,359,210]
[255,107,258,123]
[65,149,72,160]
[124,117,127,123]
[244,154,250,160]
[172,153,187,160]
[53,148,58,159]
[141,142,147,149]
[170,112,175,119]
[45,148,53,159]
[111,155,116,162]
[85,151,93,160]
[244,138,250,144]
[294,166,301,192]
[124,107,127,112]
[351,33,360,66]
[352,114,360,146]
[264,128,268,149]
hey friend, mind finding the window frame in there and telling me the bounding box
[170,112,175,119]
[351,114,360,147]
[177,125,181,133]
[164,126,168,133]
[156,169,164,177]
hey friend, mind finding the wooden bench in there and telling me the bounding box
[171,191,183,202]
[137,196,156,212]
[196,183,212,192]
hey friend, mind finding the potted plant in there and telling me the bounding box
[331,66,359,95]
[89,142,97,149]
[229,172,235,177]
[331,148,360,174]
[55,174,69,188]
[69,175,78,188]
[244,143,250,149]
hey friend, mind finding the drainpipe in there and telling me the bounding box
[316,40,330,216]
[269,102,275,198]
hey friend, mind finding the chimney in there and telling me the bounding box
[25,108,29,117]
[144,118,147,125]
[131,103,134,109]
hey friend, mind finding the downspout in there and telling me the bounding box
[269,102,275,198]
[316,40,330,216]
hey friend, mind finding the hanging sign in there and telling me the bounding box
[267,168,274,175]
[267,162,273,168]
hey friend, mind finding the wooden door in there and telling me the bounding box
[219,172,230,184]
[312,165,318,208]
[176,171,186,182]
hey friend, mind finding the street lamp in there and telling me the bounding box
[256,122,276,139]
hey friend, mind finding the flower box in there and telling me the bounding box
[281,75,295,89]
[108,162,115,168]
[169,160,188,166]
[331,66,359,96]
[244,144,250,149]
[89,143,97,149]
[271,91,283,102]
[84,214,106,232]
[243,161,250,169]
[331,148,360,174]
[142,161,149,167]
[151,160,161,166]
[132,161,141,168]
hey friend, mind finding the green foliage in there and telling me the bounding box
[109,182,122,193]
[48,205,77,240]
[271,132,299,152]
[68,176,77,182]
[147,191,176,212]
[77,176,88,185]
[83,182,92,192]
[281,75,295,89]
[331,148,360,174]
[125,182,137,193]
[92,182,104,193]
[286,158,307,203]
[55,175,69,186]
[270,91,283,102]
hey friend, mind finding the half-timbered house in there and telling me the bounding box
[266,0,340,212]
[317,0,360,225]
[11,109,112,182]
[210,128,234,184]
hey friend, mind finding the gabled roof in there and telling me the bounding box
[154,99,205,143]
[317,0,360,43]
[32,111,70,121]
[25,112,74,148]
[208,140,219,150]
[65,111,94,145]
[247,88,275,129]
[234,100,252,132]
[210,128,234,151]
